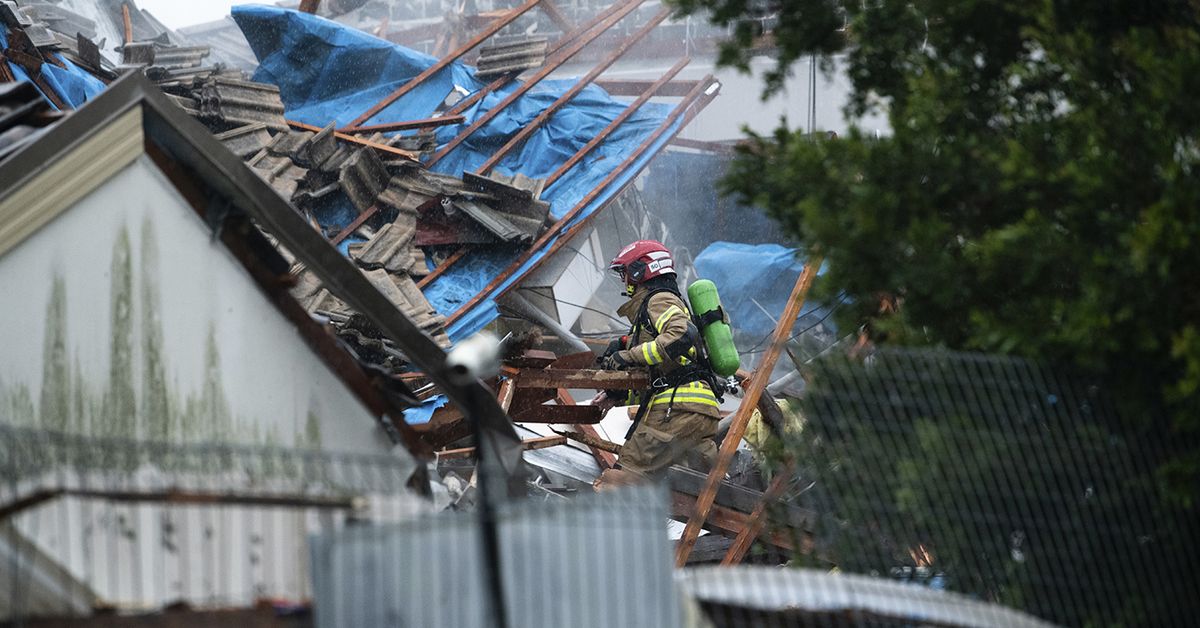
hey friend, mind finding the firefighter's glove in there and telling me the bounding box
[601,352,630,371]
[598,335,629,364]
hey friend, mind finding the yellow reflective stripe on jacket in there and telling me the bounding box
[654,304,685,333]
[639,340,664,365]
[648,382,719,408]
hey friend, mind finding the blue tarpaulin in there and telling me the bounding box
[233,6,679,344]
[0,31,106,109]
[404,395,449,425]
[694,242,830,340]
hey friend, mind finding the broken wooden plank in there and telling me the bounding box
[723,461,797,565]
[514,368,648,390]
[287,120,418,161]
[668,466,814,530]
[558,429,622,454]
[436,435,566,460]
[410,404,471,449]
[504,349,559,369]
[550,350,599,369]
[686,534,735,564]
[675,258,821,566]
[340,114,465,134]
[670,492,798,552]
[497,378,516,412]
[557,388,617,469]
[510,404,602,424]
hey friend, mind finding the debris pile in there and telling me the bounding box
[474,35,548,80]
[3,0,723,443]
[0,79,62,159]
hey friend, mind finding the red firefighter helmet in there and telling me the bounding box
[609,240,676,295]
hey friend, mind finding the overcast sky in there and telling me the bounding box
[138,0,243,29]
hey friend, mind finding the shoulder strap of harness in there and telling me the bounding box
[631,287,680,339]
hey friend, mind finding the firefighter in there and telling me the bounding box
[594,240,722,484]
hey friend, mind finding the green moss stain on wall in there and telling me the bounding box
[0,218,348,455]
[141,218,171,444]
[71,353,87,435]
[39,276,70,433]
[199,324,233,442]
[2,380,35,425]
[301,407,323,450]
[103,226,137,440]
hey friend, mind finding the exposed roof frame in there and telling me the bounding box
[448,75,722,325]
[345,0,545,128]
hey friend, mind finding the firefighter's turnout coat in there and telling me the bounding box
[614,286,721,476]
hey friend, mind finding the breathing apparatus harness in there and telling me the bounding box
[617,282,727,437]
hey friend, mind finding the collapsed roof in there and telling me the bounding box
[1,0,718,480]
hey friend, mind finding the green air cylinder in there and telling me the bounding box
[687,279,740,376]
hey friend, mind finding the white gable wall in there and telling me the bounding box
[0,155,396,455]
[0,152,423,615]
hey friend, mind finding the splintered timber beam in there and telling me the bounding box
[513,368,648,390]
[122,3,133,44]
[347,0,544,128]
[287,120,418,161]
[511,404,602,424]
[558,428,621,454]
[445,75,717,326]
[556,388,616,468]
[340,114,466,134]
[476,7,671,175]
[437,435,566,460]
[670,492,797,551]
[674,257,821,567]
[428,0,647,166]
[497,378,516,411]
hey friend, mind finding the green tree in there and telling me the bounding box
[671,1,1200,486]
[39,275,71,433]
[104,226,137,440]
[788,351,1197,626]
[667,0,1200,623]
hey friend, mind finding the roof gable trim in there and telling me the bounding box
[0,105,144,259]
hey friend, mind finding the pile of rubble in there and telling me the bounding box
[184,88,553,355]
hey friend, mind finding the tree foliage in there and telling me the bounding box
[671,0,1200,492]
[789,350,1198,626]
